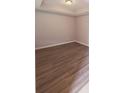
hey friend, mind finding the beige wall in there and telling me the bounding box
[35,11,89,49]
[76,15,89,46]
[35,11,76,48]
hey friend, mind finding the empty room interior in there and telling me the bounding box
[35,0,89,93]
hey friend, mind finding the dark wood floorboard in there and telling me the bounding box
[36,42,89,93]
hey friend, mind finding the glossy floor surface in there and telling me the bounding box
[36,42,89,93]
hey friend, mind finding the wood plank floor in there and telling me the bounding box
[36,42,89,93]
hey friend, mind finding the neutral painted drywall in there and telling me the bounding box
[35,11,75,48]
[76,15,89,46]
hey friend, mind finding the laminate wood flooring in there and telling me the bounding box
[36,42,89,93]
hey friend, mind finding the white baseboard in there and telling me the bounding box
[75,41,89,47]
[35,40,89,50]
[35,41,75,50]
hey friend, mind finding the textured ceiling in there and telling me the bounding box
[35,0,89,16]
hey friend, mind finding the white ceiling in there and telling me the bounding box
[35,0,89,16]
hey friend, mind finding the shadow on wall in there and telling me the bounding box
[36,42,89,93]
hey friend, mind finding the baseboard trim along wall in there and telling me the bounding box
[35,41,75,50]
[35,41,89,50]
[75,41,89,47]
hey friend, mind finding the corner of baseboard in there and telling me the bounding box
[75,41,89,47]
[35,41,75,50]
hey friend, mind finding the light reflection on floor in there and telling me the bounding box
[78,83,89,93]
